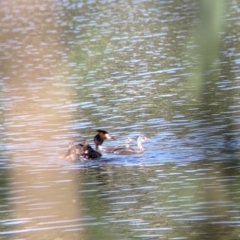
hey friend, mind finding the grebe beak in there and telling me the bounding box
[105,133,116,140]
[141,136,149,141]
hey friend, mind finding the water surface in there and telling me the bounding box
[0,0,240,239]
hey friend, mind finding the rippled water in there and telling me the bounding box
[1,0,240,239]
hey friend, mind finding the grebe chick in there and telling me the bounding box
[104,137,133,153]
[113,136,149,155]
[64,140,90,162]
[64,142,77,162]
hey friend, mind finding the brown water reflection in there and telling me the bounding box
[8,165,83,239]
[1,0,84,239]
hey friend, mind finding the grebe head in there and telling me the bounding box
[96,129,116,140]
[125,137,133,144]
[138,135,149,142]
[125,137,133,148]
[94,130,115,151]
[136,135,149,150]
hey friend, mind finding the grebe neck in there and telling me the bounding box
[137,137,144,151]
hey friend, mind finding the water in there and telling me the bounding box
[1,0,240,239]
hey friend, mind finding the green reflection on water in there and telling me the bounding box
[78,161,240,240]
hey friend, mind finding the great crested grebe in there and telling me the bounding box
[103,137,133,153]
[64,130,115,161]
[112,135,149,155]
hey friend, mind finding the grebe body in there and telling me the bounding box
[113,136,148,155]
[64,130,114,161]
[104,138,132,153]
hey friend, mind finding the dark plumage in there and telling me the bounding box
[64,130,114,161]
